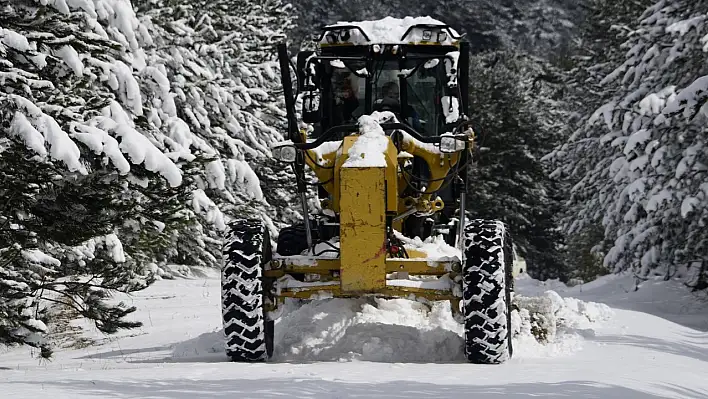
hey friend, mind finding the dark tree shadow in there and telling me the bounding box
[76,345,173,360]
[83,323,468,365]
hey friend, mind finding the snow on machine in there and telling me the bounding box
[221,17,518,364]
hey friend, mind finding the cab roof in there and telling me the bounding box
[318,16,462,47]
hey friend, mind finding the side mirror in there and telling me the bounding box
[271,142,298,163]
[297,51,321,123]
[443,53,458,89]
[297,51,318,92]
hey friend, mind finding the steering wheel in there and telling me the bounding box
[373,102,404,117]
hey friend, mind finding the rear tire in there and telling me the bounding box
[221,218,274,362]
[462,219,513,364]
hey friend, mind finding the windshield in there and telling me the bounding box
[324,57,453,137]
[330,61,366,124]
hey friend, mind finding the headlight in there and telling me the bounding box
[271,143,298,162]
[440,135,465,153]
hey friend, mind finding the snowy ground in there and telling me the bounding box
[2,270,708,399]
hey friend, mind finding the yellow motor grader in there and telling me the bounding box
[221,17,515,364]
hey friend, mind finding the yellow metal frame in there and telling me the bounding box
[300,131,471,218]
[264,256,461,313]
[269,130,472,306]
[320,41,461,48]
[339,165,387,292]
[266,257,459,276]
[279,285,459,303]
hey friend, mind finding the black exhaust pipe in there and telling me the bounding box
[277,42,313,249]
[277,43,300,144]
[459,41,470,117]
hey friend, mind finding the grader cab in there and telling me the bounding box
[221,17,516,364]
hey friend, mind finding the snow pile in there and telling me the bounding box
[326,16,460,45]
[517,271,708,331]
[269,291,613,362]
[511,290,614,358]
[343,112,392,168]
[393,231,461,264]
[547,291,615,328]
[272,298,465,362]
[170,289,613,363]
[172,329,225,360]
[514,273,575,296]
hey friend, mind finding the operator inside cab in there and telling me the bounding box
[373,81,421,130]
[326,59,446,138]
[334,74,362,123]
[332,73,422,130]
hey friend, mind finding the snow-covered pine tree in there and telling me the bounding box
[0,138,56,358]
[0,0,202,355]
[544,0,655,281]
[551,0,708,287]
[467,51,567,280]
[136,0,299,262]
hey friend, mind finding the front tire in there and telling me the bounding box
[462,219,513,364]
[221,218,273,362]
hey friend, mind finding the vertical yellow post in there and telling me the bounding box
[339,166,387,292]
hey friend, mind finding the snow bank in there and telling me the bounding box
[512,290,614,358]
[548,291,615,328]
[172,329,224,360]
[273,298,465,362]
[171,289,613,363]
[516,272,708,331]
[515,273,567,293]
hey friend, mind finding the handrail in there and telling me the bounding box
[292,121,442,150]
[293,125,358,150]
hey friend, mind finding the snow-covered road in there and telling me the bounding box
[2,271,707,399]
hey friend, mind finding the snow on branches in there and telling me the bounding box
[1,0,295,354]
[551,0,708,283]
